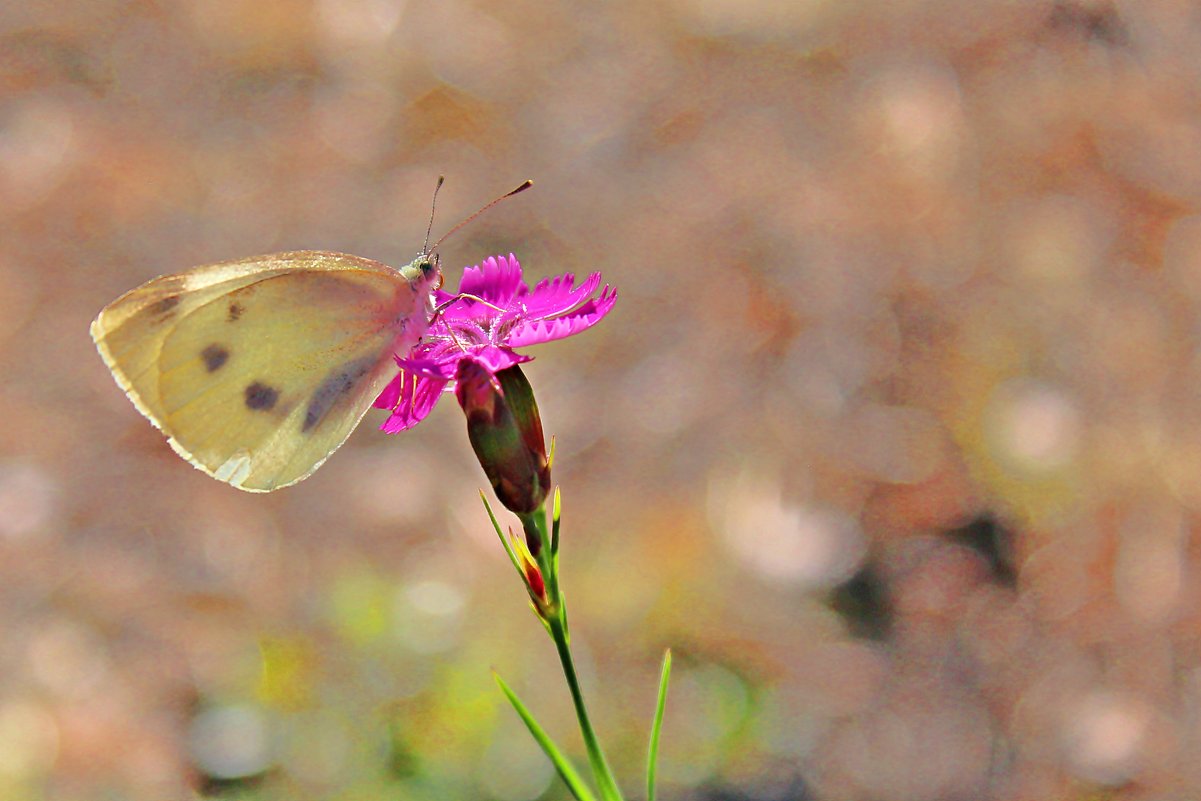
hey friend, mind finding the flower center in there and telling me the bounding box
[437,304,523,348]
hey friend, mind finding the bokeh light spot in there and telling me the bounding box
[0,461,58,542]
[0,701,59,778]
[711,471,866,588]
[187,704,272,781]
[985,379,1081,474]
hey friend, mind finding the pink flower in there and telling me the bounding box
[374,254,616,433]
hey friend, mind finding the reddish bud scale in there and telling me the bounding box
[524,561,546,601]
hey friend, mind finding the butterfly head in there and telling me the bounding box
[402,251,444,291]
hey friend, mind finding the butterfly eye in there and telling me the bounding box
[422,255,443,289]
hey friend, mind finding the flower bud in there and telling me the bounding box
[456,361,551,515]
[509,529,549,614]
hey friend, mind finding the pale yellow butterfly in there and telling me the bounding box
[91,179,531,492]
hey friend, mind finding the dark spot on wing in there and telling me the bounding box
[228,303,244,322]
[302,357,377,433]
[152,295,179,312]
[245,382,280,411]
[201,344,229,372]
[148,295,180,320]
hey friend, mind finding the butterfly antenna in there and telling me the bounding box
[423,175,446,254]
[429,179,533,252]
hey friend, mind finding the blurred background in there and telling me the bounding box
[2,0,1200,798]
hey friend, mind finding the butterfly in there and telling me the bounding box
[91,180,531,492]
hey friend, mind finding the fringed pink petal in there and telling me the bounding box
[396,339,464,380]
[379,369,448,433]
[399,332,532,377]
[395,356,457,381]
[456,254,526,305]
[373,372,404,409]
[522,272,603,318]
[507,285,617,345]
[436,295,506,325]
[468,345,532,374]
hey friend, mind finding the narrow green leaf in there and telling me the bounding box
[646,649,673,801]
[481,491,524,580]
[494,672,599,801]
[545,487,562,604]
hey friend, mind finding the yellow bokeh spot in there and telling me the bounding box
[257,636,313,710]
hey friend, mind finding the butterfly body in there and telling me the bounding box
[92,250,441,492]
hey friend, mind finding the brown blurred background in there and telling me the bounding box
[3,0,1200,799]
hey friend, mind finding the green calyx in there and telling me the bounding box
[456,362,551,514]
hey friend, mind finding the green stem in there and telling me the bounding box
[548,616,623,801]
[521,508,624,801]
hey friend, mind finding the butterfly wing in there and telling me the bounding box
[92,251,432,491]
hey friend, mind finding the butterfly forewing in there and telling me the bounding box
[91,264,296,427]
[92,252,430,491]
